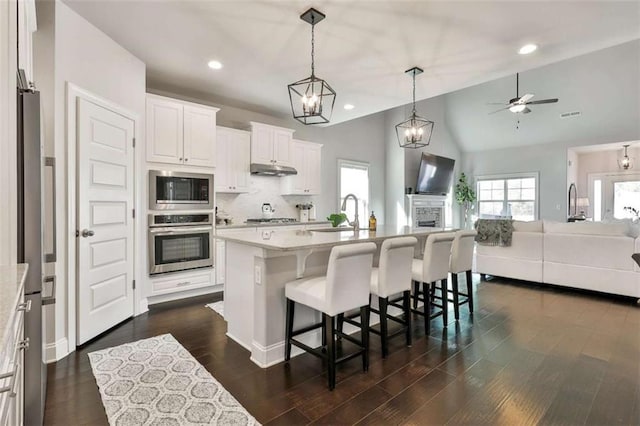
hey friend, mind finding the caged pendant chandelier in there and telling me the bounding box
[396,67,434,149]
[288,8,336,125]
[619,144,634,170]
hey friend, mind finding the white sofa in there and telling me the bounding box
[475,220,640,298]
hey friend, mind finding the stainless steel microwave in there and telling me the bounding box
[149,170,214,210]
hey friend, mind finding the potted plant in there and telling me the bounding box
[454,173,476,229]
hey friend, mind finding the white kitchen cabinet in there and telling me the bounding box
[215,240,225,285]
[149,268,214,296]
[215,127,250,193]
[281,140,322,195]
[249,122,294,167]
[146,94,219,167]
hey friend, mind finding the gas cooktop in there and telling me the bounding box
[245,218,298,224]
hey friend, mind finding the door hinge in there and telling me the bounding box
[75,230,79,238]
[132,137,136,148]
[132,280,136,290]
[132,209,135,219]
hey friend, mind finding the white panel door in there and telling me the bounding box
[77,98,135,345]
[273,129,293,166]
[146,96,183,164]
[251,125,274,165]
[215,127,231,191]
[183,105,216,167]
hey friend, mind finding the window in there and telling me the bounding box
[614,180,640,219]
[476,173,538,221]
[338,159,369,225]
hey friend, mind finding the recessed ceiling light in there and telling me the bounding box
[344,104,354,110]
[207,60,223,70]
[518,44,538,55]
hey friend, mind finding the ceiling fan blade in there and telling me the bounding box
[488,107,509,114]
[526,98,558,105]
[519,94,534,103]
[521,107,532,114]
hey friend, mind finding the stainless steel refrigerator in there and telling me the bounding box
[17,87,56,426]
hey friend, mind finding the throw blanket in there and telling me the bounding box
[474,219,514,247]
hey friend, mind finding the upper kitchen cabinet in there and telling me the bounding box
[250,122,294,167]
[146,94,219,167]
[281,140,322,195]
[216,126,250,193]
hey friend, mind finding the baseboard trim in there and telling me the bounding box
[45,337,69,364]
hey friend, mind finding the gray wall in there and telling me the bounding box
[455,40,640,221]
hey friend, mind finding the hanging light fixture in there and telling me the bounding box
[288,8,336,125]
[619,144,634,170]
[396,67,434,149]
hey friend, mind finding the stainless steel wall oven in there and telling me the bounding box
[148,213,213,274]
[149,170,213,210]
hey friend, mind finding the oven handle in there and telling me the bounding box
[149,226,213,234]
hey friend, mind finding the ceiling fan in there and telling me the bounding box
[488,73,558,114]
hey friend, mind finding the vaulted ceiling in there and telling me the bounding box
[64,0,640,125]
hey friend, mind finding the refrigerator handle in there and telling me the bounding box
[42,275,56,306]
[45,157,57,263]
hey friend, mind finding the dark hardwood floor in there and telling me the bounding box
[44,276,640,425]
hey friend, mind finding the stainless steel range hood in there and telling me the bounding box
[250,163,298,176]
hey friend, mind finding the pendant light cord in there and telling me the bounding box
[412,71,417,115]
[310,17,315,77]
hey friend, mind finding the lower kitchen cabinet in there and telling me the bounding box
[149,268,214,297]
[215,240,225,285]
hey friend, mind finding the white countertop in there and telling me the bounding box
[0,264,28,345]
[215,225,456,251]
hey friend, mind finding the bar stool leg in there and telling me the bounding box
[441,279,448,327]
[403,290,412,347]
[423,281,430,333]
[379,296,389,358]
[285,298,294,362]
[360,306,370,372]
[324,314,336,390]
[466,270,474,314]
[452,273,460,321]
[412,281,419,309]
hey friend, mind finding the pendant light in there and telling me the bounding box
[396,67,434,149]
[619,144,634,170]
[288,8,336,125]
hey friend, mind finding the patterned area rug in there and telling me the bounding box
[88,334,258,425]
[206,301,224,318]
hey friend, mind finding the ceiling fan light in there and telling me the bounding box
[510,104,526,113]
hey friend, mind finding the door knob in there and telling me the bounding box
[81,229,95,238]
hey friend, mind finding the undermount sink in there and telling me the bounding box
[310,227,372,233]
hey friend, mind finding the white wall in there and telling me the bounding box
[34,0,146,359]
[0,0,18,265]
[576,145,640,197]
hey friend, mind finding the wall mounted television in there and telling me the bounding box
[415,153,455,195]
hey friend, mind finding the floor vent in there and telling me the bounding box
[560,111,581,119]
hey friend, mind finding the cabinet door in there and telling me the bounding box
[232,131,251,193]
[305,143,322,195]
[215,128,231,191]
[251,125,274,165]
[183,105,216,167]
[146,97,183,164]
[282,141,306,194]
[216,240,225,285]
[273,129,293,166]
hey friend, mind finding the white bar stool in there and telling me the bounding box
[449,230,478,320]
[284,242,377,390]
[411,232,455,332]
[339,237,418,358]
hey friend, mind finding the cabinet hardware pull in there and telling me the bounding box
[0,337,29,396]
[177,281,190,286]
[179,158,183,161]
[185,158,189,162]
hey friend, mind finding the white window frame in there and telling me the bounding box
[337,159,370,225]
[475,172,539,220]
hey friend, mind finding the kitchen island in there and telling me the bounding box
[215,225,455,367]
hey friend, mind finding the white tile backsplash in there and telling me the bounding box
[215,175,319,224]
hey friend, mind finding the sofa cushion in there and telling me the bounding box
[543,220,629,236]
[544,233,635,271]
[513,220,543,233]
[476,232,543,261]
